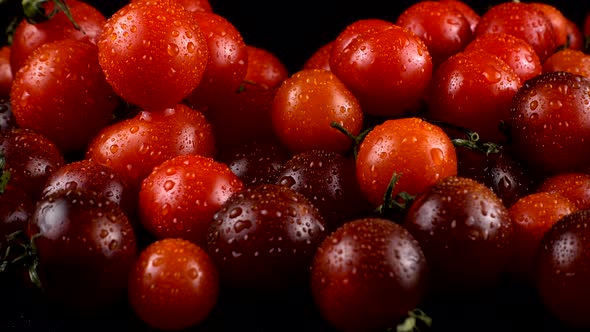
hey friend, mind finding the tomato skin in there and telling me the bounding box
[97,0,208,111]
[536,172,590,210]
[0,46,12,98]
[507,72,590,175]
[184,11,248,110]
[535,210,590,329]
[271,69,364,155]
[138,154,244,247]
[439,0,480,33]
[303,40,333,72]
[310,218,430,332]
[542,48,590,79]
[330,22,433,118]
[356,117,457,209]
[243,45,289,90]
[530,3,583,51]
[10,39,119,155]
[128,238,219,331]
[9,0,107,77]
[86,103,216,194]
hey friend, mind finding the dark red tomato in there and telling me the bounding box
[463,32,542,84]
[207,183,327,292]
[303,40,332,72]
[356,117,457,209]
[439,0,480,33]
[184,11,248,110]
[530,2,584,51]
[536,172,590,210]
[217,137,292,187]
[174,0,212,12]
[508,191,577,283]
[275,149,371,231]
[0,46,11,98]
[97,0,208,111]
[542,48,590,79]
[27,189,137,316]
[128,238,219,331]
[425,49,521,144]
[271,68,364,155]
[10,39,119,155]
[86,103,216,194]
[9,0,107,77]
[395,0,473,68]
[243,45,289,90]
[535,210,590,329]
[330,20,433,118]
[474,2,557,62]
[139,154,244,248]
[0,98,17,131]
[506,71,590,175]
[310,218,429,332]
[403,176,513,294]
[206,83,278,150]
[41,159,136,218]
[0,128,65,199]
[456,147,536,208]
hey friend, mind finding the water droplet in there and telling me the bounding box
[110,144,119,153]
[229,207,242,218]
[234,219,252,233]
[167,43,179,56]
[430,148,444,165]
[109,240,118,250]
[529,100,538,110]
[482,65,502,83]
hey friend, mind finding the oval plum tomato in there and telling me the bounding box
[330,21,432,118]
[272,68,364,155]
[139,154,244,248]
[310,217,430,332]
[86,103,216,194]
[403,176,513,294]
[97,0,208,111]
[508,191,577,283]
[439,0,480,33]
[395,0,473,68]
[530,2,583,51]
[242,45,289,90]
[506,71,590,175]
[275,149,371,231]
[536,172,590,210]
[542,48,590,79]
[207,183,327,292]
[128,238,219,331]
[0,46,12,98]
[535,210,590,329]
[27,189,137,316]
[302,40,333,71]
[463,32,542,84]
[355,117,457,209]
[41,159,136,218]
[10,39,119,155]
[426,49,521,144]
[184,11,248,110]
[474,2,557,62]
[9,0,107,77]
[0,128,65,199]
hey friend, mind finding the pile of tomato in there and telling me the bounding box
[2,0,590,331]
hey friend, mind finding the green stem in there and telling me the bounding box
[330,121,372,159]
[22,0,81,31]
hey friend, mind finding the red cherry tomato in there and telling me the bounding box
[542,48,590,79]
[0,46,12,98]
[243,45,289,90]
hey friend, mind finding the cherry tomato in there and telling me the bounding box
[403,176,513,294]
[439,0,480,33]
[138,154,244,247]
[128,238,219,331]
[475,1,557,62]
[243,45,289,90]
[535,210,590,329]
[330,20,433,117]
[302,40,333,71]
[536,172,590,210]
[184,11,248,110]
[10,39,119,155]
[506,71,590,175]
[395,0,473,68]
[271,68,364,155]
[9,0,107,77]
[356,117,457,209]
[310,218,429,332]
[97,0,208,110]
[425,49,521,144]
[0,46,12,98]
[530,2,583,50]
[542,48,590,79]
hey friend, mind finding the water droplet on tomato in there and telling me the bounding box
[529,100,538,110]
[162,203,171,216]
[110,144,119,153]
[430,148,444,165]
[156,15,166,22]
[164,180,175,191]
[229,207,242,218]
[482,65,502,83]
[109,240,118,250]
[187,42,195,53]
[167,43,179,56]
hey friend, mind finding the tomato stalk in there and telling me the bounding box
[0,153,9,194]
[22,0,80,30]
[393,308,433,332]
[451,131,502,155]
[330,121,372,159]
[375,172,415,218]
[0,230,43,290]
